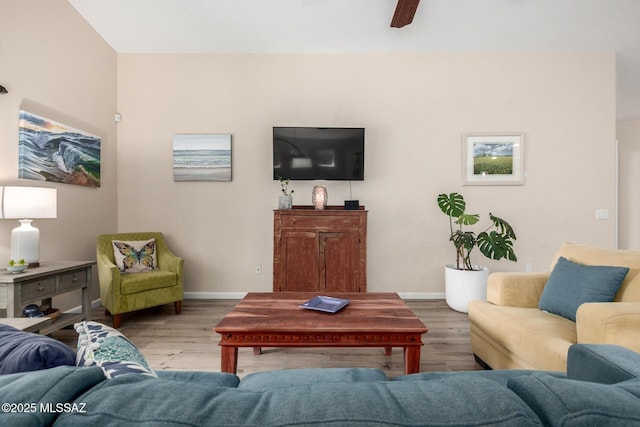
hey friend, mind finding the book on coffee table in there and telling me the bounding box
[299,296,349,313]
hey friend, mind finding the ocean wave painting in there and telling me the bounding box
[18,110,101,187]
[173,134,232,182]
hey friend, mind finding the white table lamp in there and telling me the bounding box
[1,186,57,267]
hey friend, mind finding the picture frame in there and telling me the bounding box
[18,110,101,187]
[173,133,232,182]
[462,132,524,186]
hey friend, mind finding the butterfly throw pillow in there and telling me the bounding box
[112,238,157,273]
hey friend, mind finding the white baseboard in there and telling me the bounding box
[64,299,103,314]
[397,292,445,300]
[72,292,444,315]
[184,292,444,300]
[184,292,248,300]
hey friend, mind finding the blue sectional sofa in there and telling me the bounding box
[1,343,640,426]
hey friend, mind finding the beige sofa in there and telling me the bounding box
[468,242,640,371]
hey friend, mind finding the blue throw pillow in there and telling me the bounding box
[539,257,629,321]
[0,324,76,374]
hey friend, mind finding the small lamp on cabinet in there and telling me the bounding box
[0,186,57,267]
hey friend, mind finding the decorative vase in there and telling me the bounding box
[312,186,328,210]
[444,264,489,313]
[11,219,40,266]
[278,195,293,210]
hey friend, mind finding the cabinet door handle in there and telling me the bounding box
[37,285,44,291]
[72,275,78,282]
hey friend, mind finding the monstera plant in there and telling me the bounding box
[437,192,518,271]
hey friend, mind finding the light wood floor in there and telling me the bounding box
[52,299,482,378]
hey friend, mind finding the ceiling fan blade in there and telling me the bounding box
[390,0,420,28]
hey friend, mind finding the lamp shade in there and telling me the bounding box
[1,186,57,219]
[1,186,57,266]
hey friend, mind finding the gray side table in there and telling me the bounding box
[0,317,52,333]
[0,260,94,335]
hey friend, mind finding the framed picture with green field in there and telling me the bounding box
[462,132,524,186]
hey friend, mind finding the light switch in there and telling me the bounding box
[595,209,609,220]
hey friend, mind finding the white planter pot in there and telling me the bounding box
[444,264,489,313]
[278,195,293,209]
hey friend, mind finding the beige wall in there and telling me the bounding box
[1,3,619,301]
[117,53,617,296]
[1,1,117,307]
[618,117,640,250]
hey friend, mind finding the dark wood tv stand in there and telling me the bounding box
[273,206,367,292]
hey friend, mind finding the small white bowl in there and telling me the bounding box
[6,264,28,273]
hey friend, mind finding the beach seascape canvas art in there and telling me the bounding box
[173,134,232,182]
[18,110,101,187]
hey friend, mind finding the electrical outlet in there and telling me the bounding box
[255,265,262,274]
[526,263,532,272]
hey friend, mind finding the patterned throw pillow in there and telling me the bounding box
[75,321,157,378]
[111,238,157,273]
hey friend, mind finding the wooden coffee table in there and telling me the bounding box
[214,292,428,374]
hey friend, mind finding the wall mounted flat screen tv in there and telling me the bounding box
[273,127,365,181]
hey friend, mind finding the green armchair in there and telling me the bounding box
[97,232,184,328]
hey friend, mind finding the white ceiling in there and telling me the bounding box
[68,0,640,120]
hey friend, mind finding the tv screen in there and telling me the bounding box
[273,127,365,181]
